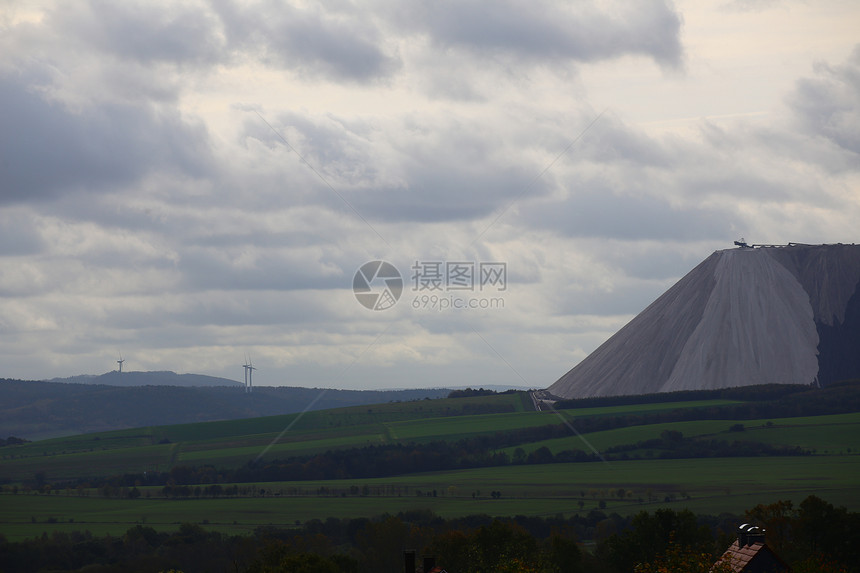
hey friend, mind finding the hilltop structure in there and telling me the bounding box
[549,243,860,398]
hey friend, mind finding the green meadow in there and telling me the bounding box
[2,390,858,541]
[3,455,857,542]
[504,412,860,456]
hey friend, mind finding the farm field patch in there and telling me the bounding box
[3,455,857,541]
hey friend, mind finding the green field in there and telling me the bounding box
[504,412,860,456]
[0,395,547,482]
[2,391,858,541]
[557,399,745,418]
[3,455,857,542]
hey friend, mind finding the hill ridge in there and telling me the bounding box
[0,379,452,440]
[47,370,242,387]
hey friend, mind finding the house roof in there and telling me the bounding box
[716,540,790,572]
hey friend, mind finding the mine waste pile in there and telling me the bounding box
[550,243,860,398]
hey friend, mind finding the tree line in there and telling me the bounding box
[447,387,519,398]
[1,496,856,572]
[554,380,860,419]
[0,436,28,447]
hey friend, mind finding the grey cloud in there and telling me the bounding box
[238,115,383,220]
[0,211,45,256]
[269,111,379,185]
[49,0,226,67]
[788,45,860,159]
[677,163,802,203]
[552,276,671,316]
[355,164,545,223]
[577,114,676,168]
[392,0,683,68]
[212,0,398,82]
[184,228,332,251]
[244,110,553,224]
[15,0,396,85]
[109,291,338,332]
[520,184,731,241]
[597,245,712,282]
[0,72,212,205]
[177,246,348,292]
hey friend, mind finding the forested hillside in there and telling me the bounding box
[0,379,450,439]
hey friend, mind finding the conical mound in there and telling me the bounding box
[548,244,860,398]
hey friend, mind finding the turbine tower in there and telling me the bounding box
[247,354,257,393]
[117,353,125,374]
[242,354,250,393]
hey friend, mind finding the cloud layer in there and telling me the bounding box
[0,0,858,389]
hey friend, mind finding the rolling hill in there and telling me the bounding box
[47,371,242,387]
[0,379,451,440]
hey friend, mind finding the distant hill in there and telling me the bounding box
[550,243,860,398]
[47,371,242,387]
[46,373,531,392]
[0,379,451,440]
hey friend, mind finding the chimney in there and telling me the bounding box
[404,550,416,573]
[423,555,436,572]
[737,524,766,546]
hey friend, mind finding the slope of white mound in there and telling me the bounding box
[661,249,818,392]
[549,244,859,399]
[548,254,719,397]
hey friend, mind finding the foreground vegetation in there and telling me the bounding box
[1,496,857,573]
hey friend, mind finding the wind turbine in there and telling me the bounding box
[247,354,257,393]
[242,354,250,392]
[117,352,125,374]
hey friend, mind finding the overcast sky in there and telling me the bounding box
[1,0,858,390]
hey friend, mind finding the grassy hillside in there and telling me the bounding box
[0,393,528,481]
[1,384,858,541]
